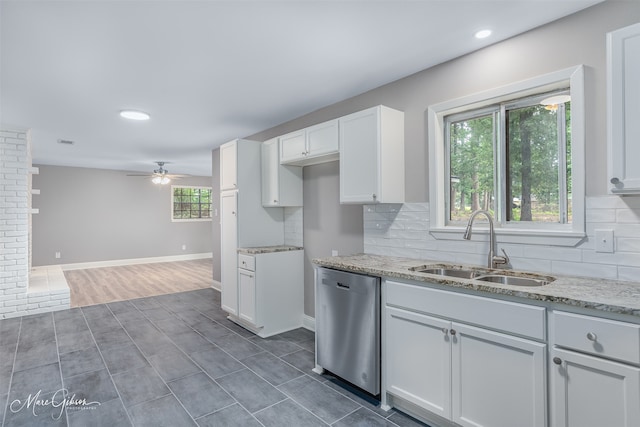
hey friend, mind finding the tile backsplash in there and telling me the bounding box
[363,196,640,281]
[284,206,303,247]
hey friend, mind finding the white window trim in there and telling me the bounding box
[171,185,213,223]
[427,65,585,246]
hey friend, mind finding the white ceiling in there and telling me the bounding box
[1,0,603,177]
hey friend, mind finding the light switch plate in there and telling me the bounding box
[595,229,614,253]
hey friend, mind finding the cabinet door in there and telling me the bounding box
[608,23,640,193]
[339,107,380,203]
[220,191,238,315]
[386,306,452,419]
[306,119,339,157]
[279,130,306,164]
[451,323,546,427]
[238,268,259,326]
[261,138,279,206]
[220,142,237,191]
[551,347,640,427]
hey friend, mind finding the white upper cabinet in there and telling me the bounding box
[220,141,238,191]
[339,105,405,204]
[608,23,640,194]
[261,138,303,207]
[280,119,339,166]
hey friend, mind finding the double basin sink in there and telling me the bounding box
[410,265,555,287]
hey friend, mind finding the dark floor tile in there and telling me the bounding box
[168,372,235,419]
[0,342,17,368]
[131,297,162,311]
[131,335,178,358]
[169,331,216,354]
[127,394,196,427]
[241,352,304,386]
[280,349,316,374]
[0,392,5,425]
[197,307,229,323]
[1,364,13,395]
[212,334,262,360]
[196,403,261,427]
[56,330,95,355]
[64,369,118,404]
[190,347,244,379]
[323,376,389,417]
[147,347,201,381]
[112,366,170,408]
[67,396,131,427]
[106,300,136,315]
[218,320,255,338]
[152,318,192,336]
[297,338,315,353]
[18,314,55,345]
[174,309,212,326]
[254,398,327,427]
[250,335,304,357]
[121,319,160,338]
[81,304,113,320]
[112,309,146,325]
[216,369,286,413]
[9,363,62,401]
[54,317,90,336]
[59,346,104,378]
[3,390,67,427]
[92,328,132,351]
[278,375,359,424]
[191,320,231,342]
[84,314,122,334]
[333,407,396,427]
[387,410,432,427]
[53,308,84,322]
[100,343,149,375]
[13,339,58,372]
[277,328,314,343]
[0,318,21,347]
[142,307,175,322]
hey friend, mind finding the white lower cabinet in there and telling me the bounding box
[238,267,258,326]
[550,310,640,427]
[384,280,547,427]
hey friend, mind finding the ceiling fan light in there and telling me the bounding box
[120,110,150,121]
[152,176,162,184]
[161,177,171,185]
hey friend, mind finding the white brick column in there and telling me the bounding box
[0,128,30,317]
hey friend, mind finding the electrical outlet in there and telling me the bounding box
[331,249,339,256]
[595,229,614,253]
[181,244,187,251]
[55,251,61,259]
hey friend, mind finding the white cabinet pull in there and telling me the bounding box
[441,328,448,334]
[586,332,597,341]
[610,177,620,184]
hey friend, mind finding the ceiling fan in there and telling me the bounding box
[126,161,187,185]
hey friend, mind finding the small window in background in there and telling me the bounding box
[444,90,571,227]
[172,186,212,221]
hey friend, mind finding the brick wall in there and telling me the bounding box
[0,128,69,319]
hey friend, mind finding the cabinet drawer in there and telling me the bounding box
[385,280,546,340]
[553,311,640,364]
[238,254,255,272]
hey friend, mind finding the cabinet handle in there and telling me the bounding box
[372,194,377,201]
[553,357,562,365]
[232,211,236,215]
[586,332,597,342]
[610,177,620,184]
[273,200,278,204]
[301,151,306,156]
[450,329,456,336]
[441,328,448,335]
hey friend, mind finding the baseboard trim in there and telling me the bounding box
[302,315,315,332]
[211,280,222,291]
[38,253,213,271]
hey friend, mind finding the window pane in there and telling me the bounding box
[449,114,495,222]
[506,102,570,223]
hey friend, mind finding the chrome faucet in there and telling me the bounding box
[463,210,510,269]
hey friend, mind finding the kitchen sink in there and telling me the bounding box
[410,264,554,287]
[474,274,550,287]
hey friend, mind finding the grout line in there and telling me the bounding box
[1,317,22,427]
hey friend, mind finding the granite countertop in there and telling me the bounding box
[313,253,640,318]
[238,245,303,255]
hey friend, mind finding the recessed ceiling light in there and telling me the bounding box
[120,110,150,121]
[475,29,492,39]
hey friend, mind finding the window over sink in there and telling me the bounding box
[428,66,585,246]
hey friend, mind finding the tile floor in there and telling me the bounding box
[0,288,428,427]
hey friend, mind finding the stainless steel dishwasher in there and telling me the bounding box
[314,267,380,395]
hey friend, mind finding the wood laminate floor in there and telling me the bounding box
[64,258,214,307]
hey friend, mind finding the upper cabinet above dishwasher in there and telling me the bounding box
[339,105,405,204]
[608,23,640,194]
[280,119,339,166]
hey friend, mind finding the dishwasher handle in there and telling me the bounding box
[336,282,350,289]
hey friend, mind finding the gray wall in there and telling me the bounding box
[245,1,640,317]
[32,165,213,266]
[211,149,221,282]
[303,161,363,315]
